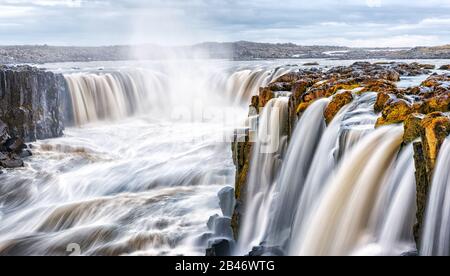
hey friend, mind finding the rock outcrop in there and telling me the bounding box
[0,65,69,169]
[0,65,68,142]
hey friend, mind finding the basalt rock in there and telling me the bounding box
[374,92,394,113]
[390,62,433,76]
[231,129,253,239]
[360,79,399,94]
[412,113,450,244]
[324,91,354,125]
[376,99,414,127]
[403,114,424,143]
[0,65,68,142]
[420,112,450,174]
[303,62,320,66]
[258,87,274,110]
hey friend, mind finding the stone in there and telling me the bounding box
[0,120,9,145]
[413,142,430,244]
[0,65,67,142]
[374,92,393,113]
[303,62,319,66]
[205,239,232,257]
[439,64,450,70]
[218,186,236,218]
[247,245,285,256]
[258,87,274,110]
[420,112,450,173]
[376,99,414,127]
[324,91,354,124]
[0,158,24,168]
[403,114,424,143]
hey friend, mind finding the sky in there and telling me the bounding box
[0,0,450,47]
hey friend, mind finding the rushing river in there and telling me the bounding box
[1,58,449,256]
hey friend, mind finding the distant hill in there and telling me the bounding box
[1,42,450,64]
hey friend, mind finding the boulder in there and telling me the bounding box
[247,245,285,256]
[0,120,9,145]
[324,91,354,124]
[439,64,450,70]
[420,112,450,173]
[0,157,24,168]
[303,62,319,66]
[205,239,232,257]
[218,186,236,218]
[0,65,67,142]
[403,114,424,143]
[376,99,414,127]
[258,87,274,110]
[374,92,393,113]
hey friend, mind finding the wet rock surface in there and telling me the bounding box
[0,119,29,169]
[0,65,68,169]
[0,65,68,142]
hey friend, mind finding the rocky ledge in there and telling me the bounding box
[0,65,69,170]
[231,61,450,249]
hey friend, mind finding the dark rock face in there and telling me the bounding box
[247,245,285,256]
[0,65,68,142]
[0,65,68,169]
[231,129,253,239]
[0,119,28,169]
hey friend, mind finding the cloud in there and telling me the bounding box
[0,0,449,46]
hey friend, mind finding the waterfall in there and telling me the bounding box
[64,66,291,126]
[421,137,450,256]
[259,98,330,251]
[235,97,290,255]
[288,93,378,253]
[361,144,417,256]
[293,126,404,256]
[65,70,166,126]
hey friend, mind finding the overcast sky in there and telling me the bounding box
[0,0,450,47]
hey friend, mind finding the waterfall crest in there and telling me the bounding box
[64,66,291,126]
[65,70,165,125]
[260,98,330,250]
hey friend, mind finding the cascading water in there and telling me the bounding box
[356,144,417,256]
[293,126,405,256]
[65,70,166,125]
[0,60,291,256]
[421,137,450,256]
[258,98,330,251]
[235,97,290,255]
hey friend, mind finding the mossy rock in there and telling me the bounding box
[324,91,354,124]
[403,113,424,143]
[374,92,393,113]
[376,99,414,127]
[258,87,274,110]
[420,112,450,173]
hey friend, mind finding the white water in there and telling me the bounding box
[259,98,330,251]
[0,60,290,256]
[421,137,450,256]
[235,97,290,255]
[294,126,404,256]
